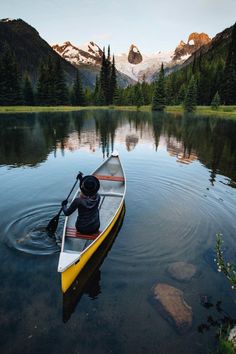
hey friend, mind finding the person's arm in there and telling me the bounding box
[62,198,80,216]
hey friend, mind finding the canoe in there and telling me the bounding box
[58,151,126,293]
[63,206,125,322]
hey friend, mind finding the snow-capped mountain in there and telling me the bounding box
[115,33,211,82]
[52,32,211,83]
[115,47,174,82]
[52,41,103,66]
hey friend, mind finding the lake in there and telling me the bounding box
[0,110,236,354]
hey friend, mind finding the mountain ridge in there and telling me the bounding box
[53,31,211,83]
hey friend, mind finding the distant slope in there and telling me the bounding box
[52,41,136,87]
[164,24,234,105]
[0,18,78,85]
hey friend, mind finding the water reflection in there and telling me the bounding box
[63,206,125,323]
[0,110,235,185]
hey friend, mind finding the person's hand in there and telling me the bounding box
[77,171,83,181]
[61,199,68,207]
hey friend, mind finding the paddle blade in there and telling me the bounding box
[46,214,60,234]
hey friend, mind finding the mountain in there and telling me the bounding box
[0,18,133,89]
[52,41,103,66]
[114,32,211,82]
[0,18,78,85]
[164,24,235,105]
[52,41,136,87]
[172,33,211,61]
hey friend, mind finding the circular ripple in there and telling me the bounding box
[4,204,63,255]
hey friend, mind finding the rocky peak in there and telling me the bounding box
[172,32,211,61]
[128,44,143,64]
[187,32,211,48]
[52,41,103,66]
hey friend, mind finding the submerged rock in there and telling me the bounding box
[168,261,197,282]
[153,283,192,334]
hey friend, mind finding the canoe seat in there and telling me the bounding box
[93,174,124,182]
[66,227,100,240]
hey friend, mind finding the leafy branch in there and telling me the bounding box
[215,233,236,291]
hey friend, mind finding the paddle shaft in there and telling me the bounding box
[57,178,79,217]
[46,175,80,234]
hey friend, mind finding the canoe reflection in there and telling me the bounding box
[62,205,125,323]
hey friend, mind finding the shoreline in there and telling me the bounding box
[0,105,236,118]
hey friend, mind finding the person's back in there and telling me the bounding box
[62,175,100,234]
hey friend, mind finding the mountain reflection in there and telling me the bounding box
[0,110,235,186]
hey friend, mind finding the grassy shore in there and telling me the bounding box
[0,105,236,118]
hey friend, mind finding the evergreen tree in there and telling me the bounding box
[221,22,236,104]
[54,59,68,105]
[84,87,92,106]
[99,47,112,104]
[36,57,55,106]
[109,55,117,104]
[184,76,197,112]
[71,70,85,106]
[211,91,221,110]
[133,83,144,109]
[113,87,121,105]
[45,56,55,105]
[177,84,186,104]
[0,46,22,105]
[93,75,100,105]
[152,63,166,111]
[22,75,34,105]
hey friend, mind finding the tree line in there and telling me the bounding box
[0,22,236,109]
[0,45,118,106]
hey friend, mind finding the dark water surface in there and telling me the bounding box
[0,110,236,354]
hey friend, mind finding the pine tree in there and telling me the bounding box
[109,55,117,104]
[134,83,144,109]
[221,22,236,104]
[99,47,112,105]
[152,63,165,111]
[93,75,100,105]
[54,59,68,105]
[71,70,85,106]
[184,76,197,112]
[22,75,34,105]
[211,91,221,110]
[36,58,55,106]
[0,46,22,105]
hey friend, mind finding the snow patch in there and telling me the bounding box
[179,54,191,61]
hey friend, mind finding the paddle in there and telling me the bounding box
[46,172,83,235]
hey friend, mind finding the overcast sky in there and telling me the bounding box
[1,0,235,54]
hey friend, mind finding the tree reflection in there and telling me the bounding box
[0,110,235,186]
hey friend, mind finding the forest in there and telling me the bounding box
[0,22,235,111]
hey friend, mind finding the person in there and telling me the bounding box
[61,173,100,235]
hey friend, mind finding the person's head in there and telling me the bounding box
[80,175,100,197]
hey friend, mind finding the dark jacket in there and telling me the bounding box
[62,193,100,234]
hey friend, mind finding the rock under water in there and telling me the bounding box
[168,261,197,282]
[153,283,193,334]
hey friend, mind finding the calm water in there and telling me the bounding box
[0,110,236,354]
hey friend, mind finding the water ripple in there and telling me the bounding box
[4,204,62,255]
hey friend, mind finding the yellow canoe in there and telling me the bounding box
[58,151,126,293]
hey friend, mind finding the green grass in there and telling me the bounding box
[0,105,236,119]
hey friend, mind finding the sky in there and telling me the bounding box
[1,0,236,54]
